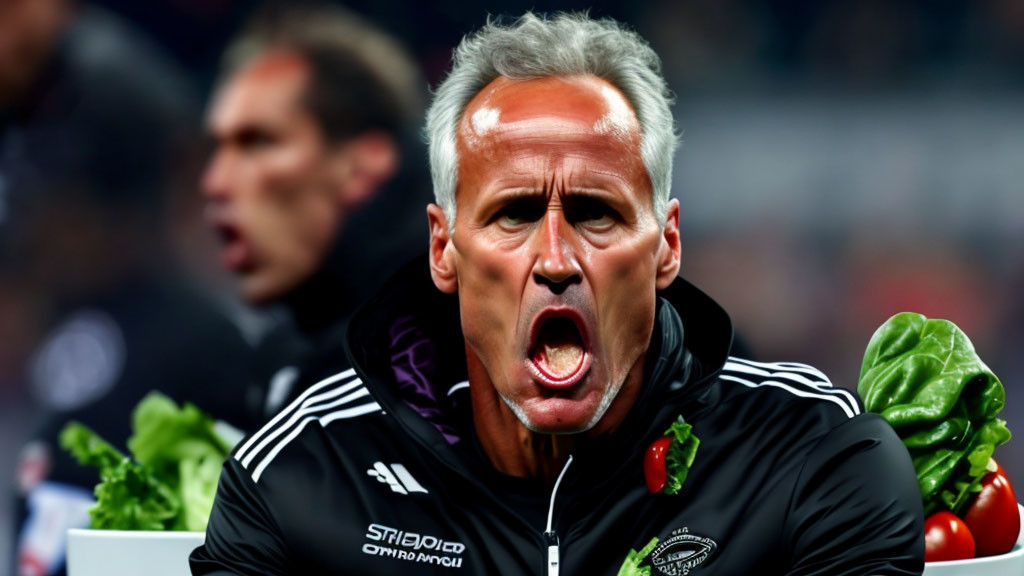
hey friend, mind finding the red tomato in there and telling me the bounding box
[964,461,1020,557]
[925,511,976,562]
[644,436,673,493]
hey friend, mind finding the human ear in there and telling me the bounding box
[655,199,681,290]
[427,203,458,294]
[334,131,399,208]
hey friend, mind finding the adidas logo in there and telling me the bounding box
[367,462,428,495]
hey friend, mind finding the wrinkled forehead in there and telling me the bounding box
[457,75,642,152]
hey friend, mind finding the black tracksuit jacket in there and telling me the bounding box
[191,259,925,576]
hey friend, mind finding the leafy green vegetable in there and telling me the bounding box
[616,536,659,576]
[662,417,699,496]
[178,456,224,532]
[129,394,233,473]
[59,392,235,531]
[858,312,1011,515]
[60,422,180,530]
[61,421,127,472]
[127,393,234,531]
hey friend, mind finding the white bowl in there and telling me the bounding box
[923,504,1024,575]
[66,529,205,576]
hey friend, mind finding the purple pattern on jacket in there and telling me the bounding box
[390,315,463,444]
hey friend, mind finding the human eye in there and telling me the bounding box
[236,127,278,152]
[493,197,544,230]
[565,197,619,231]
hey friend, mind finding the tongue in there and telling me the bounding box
[531,318,584,379]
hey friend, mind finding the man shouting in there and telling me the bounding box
[192,13,923,576]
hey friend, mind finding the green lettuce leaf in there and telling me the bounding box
[662,417,699,496]
[129,393,233,474]
[60,421,127,473]
[857,312,1011,515]
[60,422,180,530]
[87,459,181,530]
[60,392,235,531]
[616,536,659,576]
[127,393,233,531]
[178,456,224,532]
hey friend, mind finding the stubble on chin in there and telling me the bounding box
[497,379,621,436]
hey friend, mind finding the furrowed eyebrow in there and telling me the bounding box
[480,184,628,215]
[490,186,618,201]
[477,188,545,215]
[490,188,547,201]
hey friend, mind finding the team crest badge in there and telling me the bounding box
[649,528,716,575]
[617,528,717,576]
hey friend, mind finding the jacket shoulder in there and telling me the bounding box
[231,367,384,484]
[716,356,863,421]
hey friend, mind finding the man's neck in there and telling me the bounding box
[468,380,576,483]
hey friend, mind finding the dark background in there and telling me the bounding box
[2,0,1023,567]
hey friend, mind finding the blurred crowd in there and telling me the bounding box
[1,0,1022,574]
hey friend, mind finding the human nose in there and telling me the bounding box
[201,149,232,201]
[531,210,582,294]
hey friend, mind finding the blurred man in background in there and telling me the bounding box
[1,1,257,574]
[202,2,430,421]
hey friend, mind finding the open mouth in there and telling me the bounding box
[527,312,591,389]
[213,222,251,271]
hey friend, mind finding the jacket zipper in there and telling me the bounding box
[544,455,574,576]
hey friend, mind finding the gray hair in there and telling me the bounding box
[425,12,678,229]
